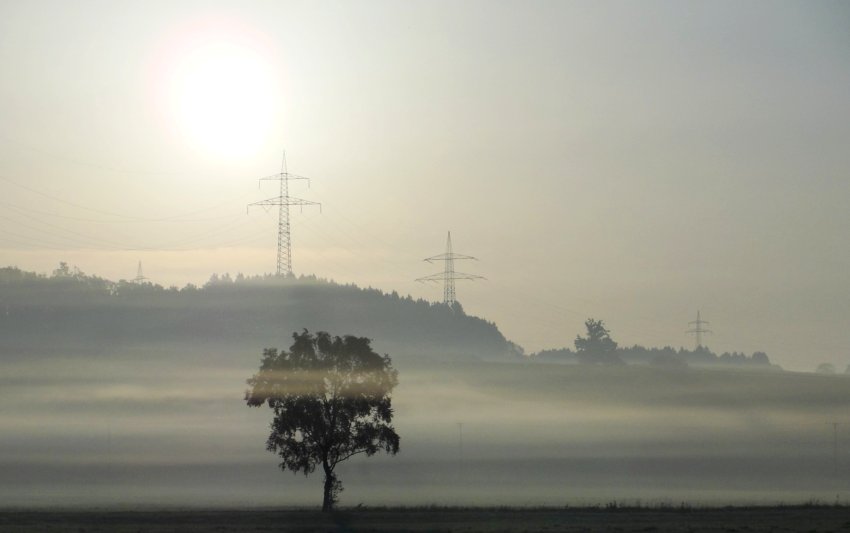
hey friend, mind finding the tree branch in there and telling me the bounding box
[332,448,368,467]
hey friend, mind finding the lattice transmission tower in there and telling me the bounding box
[247,151,320,277]
[686,310,712,350]
[132,261,148,284]
[416,231,484,306]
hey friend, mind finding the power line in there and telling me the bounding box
[0,204,263,252]
[416,231,484,307]
[0,172,251,222]
[0,213,130,250]
[0,133,193,176]
[247,151,321,277]
[0,199,244,224]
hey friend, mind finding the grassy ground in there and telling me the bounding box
[1,506,849,533]
[3,359,850,508]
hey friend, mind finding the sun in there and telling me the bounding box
[154,18,279,159]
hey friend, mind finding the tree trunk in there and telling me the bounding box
[321,466,335,512]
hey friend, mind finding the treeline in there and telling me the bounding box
[533,345,772,368]
[0,264,521,364]
[0,264,775,370]
[531,318,774,369]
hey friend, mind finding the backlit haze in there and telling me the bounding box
[1,0,849,371]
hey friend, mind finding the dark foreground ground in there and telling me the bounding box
[1,507,849,533]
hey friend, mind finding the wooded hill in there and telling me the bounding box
[0,265,521,365]
[0,264,775,370]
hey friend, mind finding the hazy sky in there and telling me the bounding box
[1,0,848,370]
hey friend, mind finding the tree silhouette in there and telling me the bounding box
[245,330,400,511]
[816,362,836,375]
[574,318,623,365]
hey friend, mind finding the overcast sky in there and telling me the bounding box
[1,0,848,370]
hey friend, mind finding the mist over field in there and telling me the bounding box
[4,353,850,507]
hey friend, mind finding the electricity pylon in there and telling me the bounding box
[827,422,840,466]
[247,151,320,277]
[132,261,147,284]
[686,310,712,350]
[416,231,484,306]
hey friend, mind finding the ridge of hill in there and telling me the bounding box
[0,265,522,365]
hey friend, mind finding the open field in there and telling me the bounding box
[1,507,849,532]
[2,356,850,507]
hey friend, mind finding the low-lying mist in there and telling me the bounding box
[2,345,849,508]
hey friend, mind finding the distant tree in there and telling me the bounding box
[574,319,623,365]
[751,351,770,366]
[531,347,577,364]
[816,363,836,375]
[52,262,72,278]
[245,330,400,512]
[651,353,688,369]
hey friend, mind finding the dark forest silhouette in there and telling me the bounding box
[0,265,520,364]
[533,318,773,369]
[0,264,774,370]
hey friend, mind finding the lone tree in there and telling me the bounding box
[245,330,400,511]
[574,318,623,365]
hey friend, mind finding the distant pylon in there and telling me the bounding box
[247,151,320,277]
[132,261,148,284]
[686,310,712,350]
[416,231,484,306]
[827,421,840,466]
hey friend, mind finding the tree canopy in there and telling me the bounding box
[245,330,400,511]
[574,318,623,365]
[0,264,520,364]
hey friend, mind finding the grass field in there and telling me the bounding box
[1,506,849,532]
[3,355,850,507]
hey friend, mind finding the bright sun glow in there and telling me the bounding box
[156,19,278,159]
